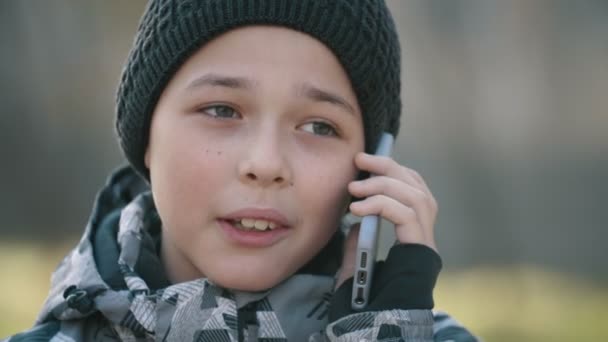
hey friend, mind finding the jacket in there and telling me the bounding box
[3,166,479,341]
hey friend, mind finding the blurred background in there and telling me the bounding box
[1,0,606,340]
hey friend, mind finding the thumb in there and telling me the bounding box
[335,223,360,290]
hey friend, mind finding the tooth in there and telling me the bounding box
[269,222,277,229]
[241,218,255,228]
[254,220,269,230]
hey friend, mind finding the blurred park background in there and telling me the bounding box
[1,0,606,340]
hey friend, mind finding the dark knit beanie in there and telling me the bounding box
[116,0,402,180]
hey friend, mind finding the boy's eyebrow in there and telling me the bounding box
[297,83,356,116]
[185,73,256,91]
[185,74,356,116]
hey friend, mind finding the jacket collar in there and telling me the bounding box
[36,165,342,340]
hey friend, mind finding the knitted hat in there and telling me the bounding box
[116,0,401,180]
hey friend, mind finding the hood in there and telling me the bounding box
[35,165,343,339]
[36,165,153,324]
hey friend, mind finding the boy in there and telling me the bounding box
[4,1,478,341]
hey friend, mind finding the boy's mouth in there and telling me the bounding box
[229,218,278,231]
[218,209,291,247]
[220,208,291,232]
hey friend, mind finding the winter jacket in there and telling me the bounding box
[2,166,479,341]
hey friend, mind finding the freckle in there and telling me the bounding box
[290,181,294,186]
[217,151,222,155]
[205,149,209,154]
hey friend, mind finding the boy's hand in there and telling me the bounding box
[336,152,438,288]
[349,152,438,250]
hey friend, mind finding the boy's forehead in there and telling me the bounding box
[163,26,360,109]
[182,25,345,71]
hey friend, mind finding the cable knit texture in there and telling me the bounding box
[115,0,402,179]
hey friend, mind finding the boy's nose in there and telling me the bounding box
[237,132,293,188]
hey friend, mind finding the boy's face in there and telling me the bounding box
[145,26,364,291]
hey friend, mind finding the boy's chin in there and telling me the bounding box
[206,269,290,292]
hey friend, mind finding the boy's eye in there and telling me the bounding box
[200,105,240,119]
[300,121,338,137]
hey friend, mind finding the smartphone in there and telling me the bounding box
[351,132,394,310]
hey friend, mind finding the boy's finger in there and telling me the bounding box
[349,195,428,245]
[355,153,426,193]
[405,167,436,201]
[356,153,438,208]
[349,176,428,208]
[354,153,399,177]
[335,223,359,290]
[349,176,437,231]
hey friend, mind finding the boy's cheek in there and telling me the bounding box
[144,147,150,169]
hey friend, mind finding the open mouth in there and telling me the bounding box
[226,218,282,232]
[218,211,290,247]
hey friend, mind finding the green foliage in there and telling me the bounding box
[434,267,608,341]
[0,241,73,335]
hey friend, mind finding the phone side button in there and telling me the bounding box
[360,252,368,268]
[357,271,367,285]
[354,288,365,305]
